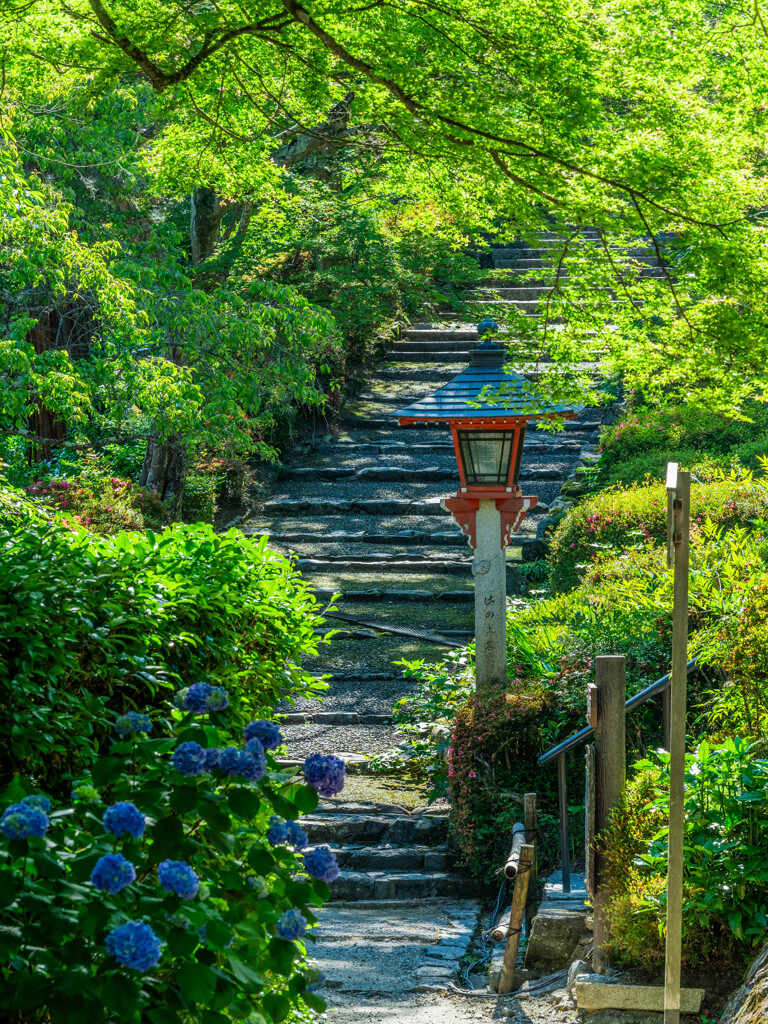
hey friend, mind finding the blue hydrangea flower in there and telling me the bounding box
[115,712,152,737]
[0,803,49,839]
[91,853,136,894]
[302,845,340,883]
[202,747,221,771]
[285,819,308,851]
[244,720,284,750]
[266,815,289,847]
[303,753,345,797]
[242,738,266,782]
[157,860,199,899]
[172,741,206,777]
[180,682,230,714]
[102,802,145,840]
[218,746,265,783]
[21,794,51,813]
[276,908,307,941]
[105,921,162,971]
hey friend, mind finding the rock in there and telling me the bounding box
[525,908,588,970]
[721,939,768,1024]
[536,516,553,541]
[560,478,590,498]
[575,976,705,1013]
[567,959,593,994]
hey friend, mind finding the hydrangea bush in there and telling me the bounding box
[0,686,344,1023]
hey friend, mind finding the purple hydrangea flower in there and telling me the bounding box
[157,860,199,899]
[21,795,51,813]
[302,845,339,883]
[202,747,221,771]
[266,815,289,847]
[181,682,230,714]
[0,803,49,839]
[91,853,136,894]
[105,921,162,971]
[303,753,345,797]
[276,908,307,941]
[285,819,308,851]
[244,720,284,750]
[115,712,152,737]
[103,802,145,840]
[172,741,206,777]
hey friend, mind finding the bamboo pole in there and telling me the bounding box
[498,844,535,993]
[504,822,526,879]
[492,910,511,943]
[664,469,690,1024]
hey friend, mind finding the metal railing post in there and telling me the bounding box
[557,751,570,893]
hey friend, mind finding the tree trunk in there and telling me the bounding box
[139,436,186,519]
[27,309,69,464]
[190,187,224,264]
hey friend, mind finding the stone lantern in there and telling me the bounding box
[392,324,576,686]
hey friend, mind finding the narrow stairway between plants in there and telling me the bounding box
[242,231,667,1014]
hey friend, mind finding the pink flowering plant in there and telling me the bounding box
[0,685,343,1022]
[24,469,166,534]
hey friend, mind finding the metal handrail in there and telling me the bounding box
[537,659,698,767]
[536,658,698,894]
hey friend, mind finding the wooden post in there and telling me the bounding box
[592,654,627,973]
[498,844,535,993]
[504,822,526,878]
[664,469,690,1024]
[557,752,571,894]
[524,792,538,932]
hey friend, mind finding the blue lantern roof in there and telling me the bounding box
[392,341,577,423]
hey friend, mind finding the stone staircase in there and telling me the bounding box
[242,229,659,1006]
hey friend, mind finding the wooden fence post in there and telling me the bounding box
[498,844,535,994]
[557,752,570,894]
[592,654,626,973]
[664,468,690,1024]
[524,792,538,932]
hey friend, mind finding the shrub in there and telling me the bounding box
[182,470,218,524]
[447,681,562,884]
[24,470,167,533]
[0,687,338,1022]
[601,738,768,973]
[710,575,768,741]
[0,475,45,528]
[598,405,768,487]
[549,475,768,590]
[0,520,326,792]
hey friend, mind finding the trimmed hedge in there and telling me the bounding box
[0,516,326,791]
[549,477,768,590]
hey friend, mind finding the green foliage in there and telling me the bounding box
[602,738,768,972]
[598,405,768,487]
[0,700,330,1022]
[548,474,768,590]
[181,471,218,525]
[0,471,46,529]
[0,517,326,792]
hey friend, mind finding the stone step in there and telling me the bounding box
[309,438,583,454]
[402,328,478,340]
[303,812,449,846]
[333,843,457,872]
[259,496,546,517]
[278,466,566,483]
[330,868,485,901]
[296,557,532,575]
[279,711,393,725]
[258,529,530,549]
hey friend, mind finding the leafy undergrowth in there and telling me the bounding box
[601,737,767,975]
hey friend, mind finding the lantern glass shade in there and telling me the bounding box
[457,429,517,486]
